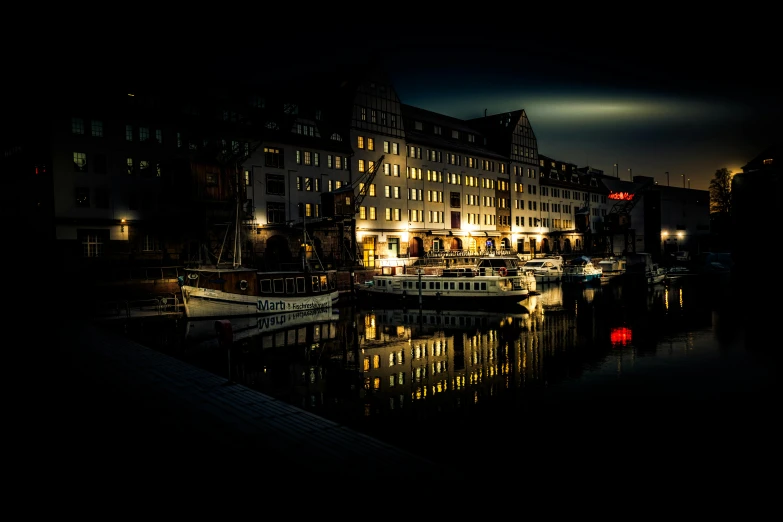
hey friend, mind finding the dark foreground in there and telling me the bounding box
[15,270,781,504]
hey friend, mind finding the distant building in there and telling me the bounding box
[732,144,781,274]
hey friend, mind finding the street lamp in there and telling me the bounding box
[628,168,632,181]
[688,178,691,189]
[666,171,669,186]
[681,174,684,188]
[614,163,618,177]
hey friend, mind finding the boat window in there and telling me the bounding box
[260,278,272,293]
[296,277,305,293]
[311,276,320,292]
[320,275,328,291]
[273,278,284,293]
[286,278,295,294]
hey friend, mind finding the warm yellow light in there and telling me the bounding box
[661,231,668,238]
[401,231,409,242]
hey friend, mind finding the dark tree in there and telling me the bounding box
[709,167,732,214]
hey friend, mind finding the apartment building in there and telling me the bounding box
[4,63,711,279]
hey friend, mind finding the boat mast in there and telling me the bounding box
[234,161,242,269]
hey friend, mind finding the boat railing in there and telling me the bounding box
[425,248,516,259]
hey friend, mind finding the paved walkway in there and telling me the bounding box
[30,318,464,487]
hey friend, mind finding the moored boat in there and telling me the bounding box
[521,256,564,283]
[179,267,339,319]
[598,256,627,284]
[562,256,603,285]
[358,254,535,308]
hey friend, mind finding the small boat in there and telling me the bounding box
[649,265,667,285]
[562,256,603,285]
[521,256,564,283]
[357,254,535,309]
[598,256,627,284]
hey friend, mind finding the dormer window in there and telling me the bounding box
[451,130,459,139]
[283,103,298,115]
[763,158,774,165]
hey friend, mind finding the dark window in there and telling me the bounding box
[451,211,461,228]
[450,191,461,208]
[264,147,284,168]
[75,187,90,207]
[266,173,285,195]
[267,202,285,224]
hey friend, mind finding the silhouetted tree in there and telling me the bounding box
[709,167,732,214]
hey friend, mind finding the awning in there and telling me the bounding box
[449,231,467,237]
[485,231,501,237]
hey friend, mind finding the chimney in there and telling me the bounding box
[484,108,487,117]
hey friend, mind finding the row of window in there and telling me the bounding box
[73,152,162,177]
[81,232,159,258]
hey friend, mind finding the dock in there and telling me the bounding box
[35,317,461,485]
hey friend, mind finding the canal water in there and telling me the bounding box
[101,273,779,479]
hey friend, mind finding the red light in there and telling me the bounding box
[610,326,633,347]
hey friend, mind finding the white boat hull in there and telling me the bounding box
[359,274,535,308]
[182,285,339,319]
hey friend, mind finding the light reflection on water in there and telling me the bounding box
[114,274,778,475]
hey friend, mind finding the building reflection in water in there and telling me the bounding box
[169,276,716,441]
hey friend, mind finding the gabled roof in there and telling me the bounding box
[401,104,507,160]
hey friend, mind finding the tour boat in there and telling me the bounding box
[178,179,339,319]
[357,254,535,309]
[179,267,339,319]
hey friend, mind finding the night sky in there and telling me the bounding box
[22,29,779,192]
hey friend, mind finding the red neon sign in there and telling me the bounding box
[609,191,634,201]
